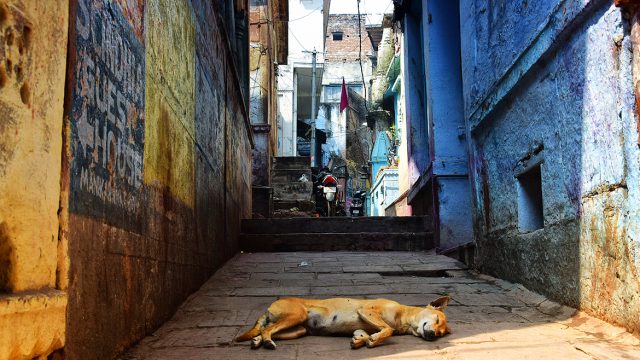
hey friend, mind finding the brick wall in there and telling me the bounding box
[325,14,370,63]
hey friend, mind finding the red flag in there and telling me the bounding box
[339,77,349,113]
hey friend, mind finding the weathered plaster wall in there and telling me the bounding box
[401,4,428,187]
[460,0,561,115]
[0,0,69,358]
[405,1,472,251]
[370,27,394,108]
[64,0,252,358]
[463,0,640,334]
[394,31,411,214]
[249,1,286,204]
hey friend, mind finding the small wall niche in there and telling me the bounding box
[516,164,544,232]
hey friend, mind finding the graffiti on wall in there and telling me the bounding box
[114,0,145,42]
[70,0,145,230]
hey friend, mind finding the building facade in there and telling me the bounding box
[276,0,324,158]
[389,1,474,254]
[249,0,288,217]
[0,0,254,358]
[461,0,640,334]
[370,168,399,217]
[320,14,371,162]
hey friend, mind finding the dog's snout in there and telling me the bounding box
[424,330,437,341]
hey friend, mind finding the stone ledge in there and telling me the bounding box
[0,288,67,359]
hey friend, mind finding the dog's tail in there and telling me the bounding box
[235,312,269,342]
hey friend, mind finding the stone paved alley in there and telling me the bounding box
[121,252,640,359]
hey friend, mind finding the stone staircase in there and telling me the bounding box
[271,156,314,212]
[240,216,433,252]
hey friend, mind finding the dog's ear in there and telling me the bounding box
[428,296,450,310]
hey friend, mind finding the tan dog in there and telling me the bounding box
[235,296,451,349]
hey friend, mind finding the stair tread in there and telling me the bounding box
[241,232,431,235]
[242,216,433,234]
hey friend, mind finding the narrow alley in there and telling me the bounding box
[1,0,640,359]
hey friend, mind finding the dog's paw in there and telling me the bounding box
[250,336,263,349]
[366,335,379,348]
[350,337,365,349]
[351,330,368,349]
[351,330,369,349]
[263,339,277,350]
[353,330,369,339]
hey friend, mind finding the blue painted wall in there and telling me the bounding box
[423,0,473,249]
[371,131,390,182]
[402,1,430,185]
[461,0,640,333]
[459,0,561,115]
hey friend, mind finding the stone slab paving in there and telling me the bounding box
[120,251,640,359]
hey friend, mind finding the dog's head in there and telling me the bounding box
[413,296,451,341]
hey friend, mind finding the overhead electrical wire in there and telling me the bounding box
[289,28,310,52]
[288,5,324,22]
[357,0,369,114]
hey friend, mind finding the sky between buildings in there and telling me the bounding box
[329,0,393,25]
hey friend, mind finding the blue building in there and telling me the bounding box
[369,168,399,217]
[370,131,391,183]
[458,0,640,333]
[393,0,473,252]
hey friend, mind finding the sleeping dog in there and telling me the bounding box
[235,296,451,349]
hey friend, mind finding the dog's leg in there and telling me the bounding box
[272,325,307,340]
[350,329,370,349]
[260,312,307,350]
[235,312,269,345]
[356,308,394,348]
[250,335,263,349]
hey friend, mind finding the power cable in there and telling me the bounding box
[357,0,370,113]
[384,0,393,14]
[289,28,309,52]
[288,5,323,22]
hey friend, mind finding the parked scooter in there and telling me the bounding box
[350,190,366,217]
[313,167,339,216]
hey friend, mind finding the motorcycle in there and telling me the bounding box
[313,168,339,217]
[350,190,366,217]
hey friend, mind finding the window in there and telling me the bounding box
[348,84,362,96]
[332,32,343,41]
[517,164,544,232]
[323,84,363,103]
[323,85,341,102]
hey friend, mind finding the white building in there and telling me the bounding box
[276,0,325,157]
[369,168,399,216]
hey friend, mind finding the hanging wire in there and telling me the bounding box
[288,5,324,22]
[357,0,369,114]
[289,28,310,52]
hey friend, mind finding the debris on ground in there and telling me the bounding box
[272,207,314,218]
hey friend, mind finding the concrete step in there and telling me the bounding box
[272,182,313,201]
[241,216,432,234]
[273,200,315,211]
[272,156,311,170]
[240,232,433,252]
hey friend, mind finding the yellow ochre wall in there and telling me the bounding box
[0,1,69,359]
